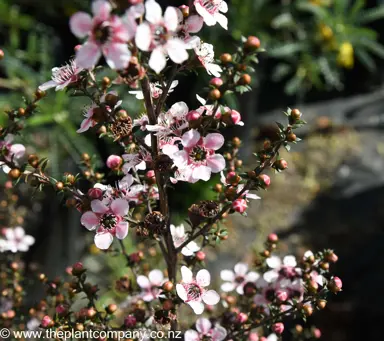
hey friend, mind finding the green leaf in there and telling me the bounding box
[358,5,384,24]
[360,39,384,58]
[269,43,304,58]
[355,48,376,72]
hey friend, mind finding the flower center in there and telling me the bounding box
[100,213,117,230]
[201,0,221,14]
[185,283,202,301]
[52,61,78,84]
[153,25,169,45]
[202,336,213,341]
[93,22,111,44]
[190,146,207,162]
[235,275,244,284]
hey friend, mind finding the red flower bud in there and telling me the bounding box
[88,188,103,199]
[272,322,284,335]
[41,315,54,328]
[106,155,122,170]
[258,174,271,188]
[196,251,206,261]
[267,233,278,243]
[186,110,201,121]
[233,198,248,213]
[210,77,224,88]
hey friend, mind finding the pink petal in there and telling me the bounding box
[192,165,211,181]
[212,326,227,341]
[10,144,25,159]
[145,0,162,24]
[186,15,204,33]
[103,42,131,70]
[234,263,248,276]
[111,198,129,216]
[164,6,178,31]
[182,129,200,148]
[221,282,236,292]
[75,42,102,69]
[207,154,225,173]
[188,301,204,315]
[245,271,260,282]
[91,200,109,214]
[77,117,94,133]
[196,318,211,334]
[137,275,150,289]
[94,232,113,249]
[181,266,193,283]
[115,221,129,240]
[149,269,164,285]
[92,0,112,21]
[204,133,224,150]
[69,12,92,38]
[171,150,188,169]
[38,80,57,91]
[135,23,152,51]
[196,269,210,287]
[149,47,167,74]
[176,284,187,301]
[80,212,99,230]
[184,330,200,341]
[166,39,189,64]
[202,290,220,305]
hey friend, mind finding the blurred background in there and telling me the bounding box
[1,0,384,340]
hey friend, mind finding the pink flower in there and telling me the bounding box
[137,269,166,302]
[129,80,178,100]
[264,255,299,282]
[0,134,25,173]
[122,147,151,172]
[184,318,227,341]
[170,129,225,183]
[106,155,122,170]
[194,0,228,29]
[272,322,284,335]
[80,198,129,249]
[39,60,82,91]
[135,0,189,73]
[1,226,35,253]
[176,266,220,314]
[220,263,260,295]
[170,224,200,257]
[70,0,134,69]
[133,115,149,131]
[194,40,222,77]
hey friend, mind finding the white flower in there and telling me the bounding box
[135,0,190,73]
[220,263,260,295]
[137,269,166,302]
[264,255,299,283]
[176,266,220,314]
[194,0,228,29]
[129,80,178,100]
[170,224,200,256]
[194,40,222,77]
[1,227,35,253]
[184,318,227,341]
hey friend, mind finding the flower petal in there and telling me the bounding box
[266,256,282,269]
[192,165,211,181]
[182,129,200,148]
[164,6,178,31]
[137,275,150,289]
[196,269,210,287]
[188,301,205,315]
[212,326,227,341]
[234,262,248,276]
[216,13,228,30]
[149,269,164,286]
[171,150,188,168]
[202,290,220,305]
[283,255,297,267]
[69,12,92,38]
[184,330,200,341]
[145,0,162,24]
[204,133,224,150]
[103,42,131,70]
[263,270,279,283]
[181,266,193,283]
[207,154,225,173]
[220,270,235,282]
[91,200,109,214]
[111,198,129,216]
[75,42,101,69]
[245,271,260,282]
[10,144,25,159]
[149,47,167,73]
[186,15,204,33]
[81,212,99,230]
[221,282,236,292]
[115,221,129,240]
[92,0,111,21]
[135,23,152,51]
[176,283,187,301]
[167,39,189,64]
[94,232,113,249]
[196,318,211,334]
[38,80,57,91]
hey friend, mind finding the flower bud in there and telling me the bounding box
[325,251,338,263]
[124,315,137,328]
[209,89,221,100]
[328,276,342,293]
[88,188,103,199]
[274,159,288,170]
[313,328,322,338]
[74,45,81,52]
[71,262,85,276]
[41,315,54,328]
[233,199,248,213]
[179,5,189,17]
[258,174,271,188]
[106,304,117,314]
[276,290,288,302]
[55,182,64,191]
[267,233,278,243]
[291,108,302,120]
[0,49,4,60]
[303,304,313,316]
[210,77,223,88]
[236,312,248,324]
[220,53,232,64]
[287,133,297,142]
[186,110,201,122]
[82,153,91,161]
[162,281,174,292]
[55,304,68,316]
[106,155,122,170]
[9,168,21,180]
[244,36,261,51]
[317,299,327,309]
[238,74,251,86]
[231,110,242,125]
[196,251,206,261]
[272,322,284,335]
[248,332,259,341]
